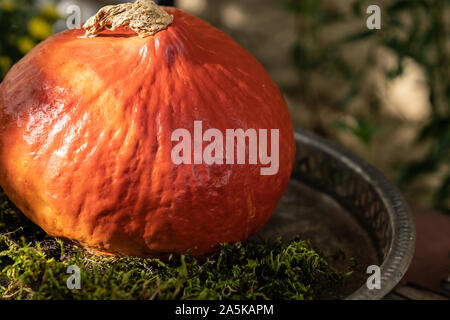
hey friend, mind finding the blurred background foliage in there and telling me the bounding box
[285,0,449,212]
[0,0,448,212]
[0,0,59,79]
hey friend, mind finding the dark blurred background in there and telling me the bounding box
[0,0,449,214]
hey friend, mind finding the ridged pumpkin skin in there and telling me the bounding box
[0,7,295,257]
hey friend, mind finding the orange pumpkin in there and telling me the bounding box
[0,0,295,257]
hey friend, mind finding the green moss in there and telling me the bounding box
[0,190,349,300]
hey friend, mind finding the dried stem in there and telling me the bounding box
[83,0,174,38]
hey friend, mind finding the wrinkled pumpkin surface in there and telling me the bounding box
[0,7,295,257]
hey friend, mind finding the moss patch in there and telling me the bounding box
[0,191,350,300]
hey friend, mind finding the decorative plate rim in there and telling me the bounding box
[293,128,416,300]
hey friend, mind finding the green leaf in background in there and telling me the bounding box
[334,119,381,146]
[387,0,424,13]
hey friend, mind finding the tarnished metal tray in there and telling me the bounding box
[251,128,416,300]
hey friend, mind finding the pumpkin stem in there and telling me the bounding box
[82,0,174,38]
